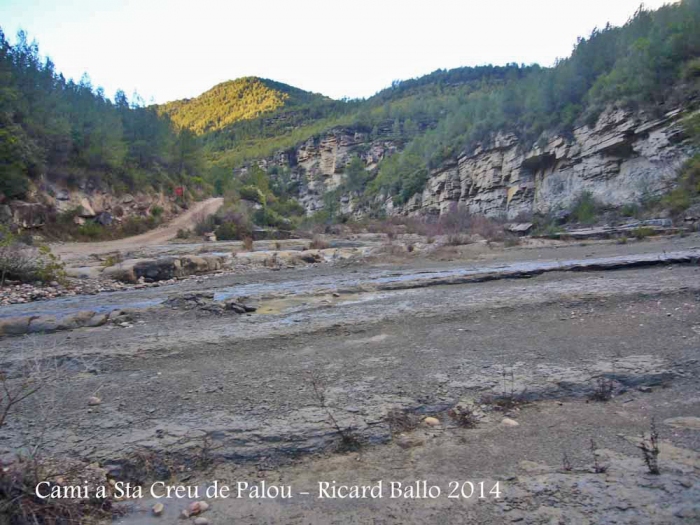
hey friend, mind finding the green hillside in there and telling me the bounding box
[158,77,329,135]
[0,30,206,202]
[197,0,700,206]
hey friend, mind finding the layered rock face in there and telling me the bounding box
[261,108,693,219]
[402,107,691,219]
[246,127,399,215]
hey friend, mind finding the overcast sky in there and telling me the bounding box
[0,0,676,103]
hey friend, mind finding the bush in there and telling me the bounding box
[150,205,164,218]
[0,170,29,200]
[214,222,239,240]
[571,191,601,225]
[309,236,329,249]
[632,226,655,240]
[77,222,104,240]
[176,228,191,239]
[253,207,287,228]
[239,185,266,205]
[661,155,700,215]
[0,227,66,285]
[194,214,217,236]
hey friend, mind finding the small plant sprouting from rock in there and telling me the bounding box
[447,406,479,429]
[493,364,525,410]
[386,408,419,435]
[589,358,617,402]
[590,439,608,474]
[638,417,661,475]
[307,371,363,452]
[590,376,615,402]
[562,452,573,472]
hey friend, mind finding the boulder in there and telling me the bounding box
[179,255,209,274]
[203,256,223,272]
[77,198,96,218]
[55,189,70,201]
[27,316,60,334]
[95,212,113,226]
[133,258,180,281]
[0,316,32,337]
[59,311,98,330]
[10,202,47,228]
[102,264,137,283]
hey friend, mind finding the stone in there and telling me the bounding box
[663,417,700,430]
[9,202,47,228]
[95,212,113,226]
[501,417,519,427]
[423,416,441,427]
[152,502,164,516]
[27,315,60,334]
[194,518,209,525]
[60,311,97,330]
[188,501,209,515]
[77,199,96,218]
[55,189,70,200]
[395,434,425,449]
[0,316,32,337]
[87,396,102,406]
[505,223,533,234]
[225,301,247,314]
[102,264,137,283]
[122,194,134,204]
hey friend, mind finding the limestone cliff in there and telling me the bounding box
[256,107,694,220]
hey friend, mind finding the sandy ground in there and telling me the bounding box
[1,233,699,523]
[49,197,223,263]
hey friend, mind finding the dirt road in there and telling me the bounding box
[50,197,223,262]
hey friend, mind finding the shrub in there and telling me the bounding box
[632,226,655,240]
[150,205,164,218]
[253,207,286,228]
[0,170,29,200]
[194,214,217,236]
[0,227,66,285]
[176,228,191,239]
[239,185,266,205]
[571,191,601,225]
[77,222,104,240]
[661,155,700,215]
[309,236,329,249]
[214,222,239,241]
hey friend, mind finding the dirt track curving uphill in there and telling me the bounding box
[49,197,223,263]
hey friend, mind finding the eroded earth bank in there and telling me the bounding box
[1,233,700,524]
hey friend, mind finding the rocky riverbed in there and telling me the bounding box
[1,233,699,523]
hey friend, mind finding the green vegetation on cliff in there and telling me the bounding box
[195,1,700,206]
[3,0,700,217]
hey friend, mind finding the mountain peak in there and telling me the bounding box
[159,76,325,134]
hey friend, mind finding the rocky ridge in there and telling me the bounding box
[255,107,695,219]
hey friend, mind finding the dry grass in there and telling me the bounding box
[386,408,420,435]
[309,236,330,250]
